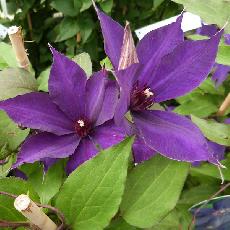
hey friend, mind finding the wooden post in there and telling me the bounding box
[14,194,57,230]
[217,93,230,116]
[8,26,30,70]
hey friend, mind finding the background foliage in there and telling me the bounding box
[0,0,229,229]
[0,0,181,75]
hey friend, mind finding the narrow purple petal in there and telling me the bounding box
[66,138,97,175]
[212,64,230,87]
[208,141,225,161]
[133,137,157,163]
[225,118,230,124]
[224,34,230,45]
[151,32,222,102]
[66,121,126,174]
[12,169,28,180]
[136,15,184,85]
[14,132,79,168]
[86,70,108,124]
[95,80,119,126]
[0,92,74,135]
[133,110,214,162]
[114,64,139,125]
[95,6,124,69]
[42,158,59,172]
[196,24,218,37]
[49,46,87,120]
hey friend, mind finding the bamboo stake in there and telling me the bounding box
[217,93,230,116]
[14,194,57,230]
[8,26,30,70]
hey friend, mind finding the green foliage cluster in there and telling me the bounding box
[0,0,180,75]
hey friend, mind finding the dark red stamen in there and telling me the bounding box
[130,81,154,111]
[74,118,92,138]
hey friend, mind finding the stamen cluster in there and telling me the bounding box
[130,81,154,111]
[74,118,92,137]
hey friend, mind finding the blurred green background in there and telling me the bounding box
[0,0,181,75]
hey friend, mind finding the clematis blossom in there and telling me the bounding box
[0,46,125,174]
[95,6,223,165]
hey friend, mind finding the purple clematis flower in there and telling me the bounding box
[197,24,230,87]
[0,46,125,174]
[95,6,223,165]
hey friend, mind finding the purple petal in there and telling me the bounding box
[42,158,59,172]
[0,92,74,135]
[95,80,119,126]
[49,46,87,120]
[86,70,108,124]
[12,169,28,180]
[151,33,222,102]
[133,137,157,163]
[196,24,218,37]
[136,15,184,85]
[208,141,225,161]
[66,121,125,174]
[225,118,230,124]
[224,34,230,45]
[133,110,214,162]
[14,132,79,168]
[114,64,139,125]
[95,6,124,69]
[66,138,97,175]
[212,64,230,87]
[92,120,126,149]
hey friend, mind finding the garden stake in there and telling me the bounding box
[8,26,30,70]
[217,93,230,116]
[14,194,57,230]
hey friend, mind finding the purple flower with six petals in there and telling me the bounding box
[0,47,125,174]
[95,6,223,165]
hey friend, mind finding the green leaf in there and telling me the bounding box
[174,95,219,118]
[80,0,92,12]
[55,17,80,42]
[0,67,38,100]
[190,159,230,181]
[172,0,230,33]
[191,115,230,146]
[106,218,137,230]
[0,111,30,151]
[120,155,189,228]
[216,44,230,66]
[73,52,92,77]
[150,210,180,230]
[51,0,82,16]
[178,184,219,207]
[37,68,50,92]
[78,18,94,43]
[100,57,113,70]
[0,42,17,69]
[0,177,39,221]
[99,0,113,13]
[55,137,134,230]
[198,78,225,95]
[28,161,64,204]
[0,155,15,178]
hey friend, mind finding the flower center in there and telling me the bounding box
[74,118,92,138]
[130,82,154,111]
